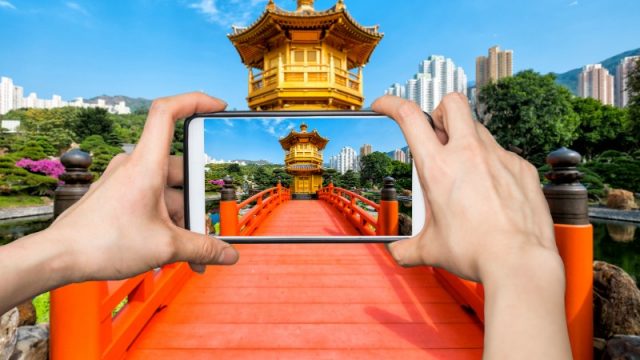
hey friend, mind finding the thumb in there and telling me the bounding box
[171,228,239,271]
[386,236,424,267]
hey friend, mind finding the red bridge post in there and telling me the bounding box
[50,149,107,359]
[543,147,593,360]
[219,175,239,236]
[376,177,399,236]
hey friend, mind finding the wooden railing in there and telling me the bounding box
[219,176,291,236]
[317,177,399,236]
[249,64,361,95]
[49,150,193,360]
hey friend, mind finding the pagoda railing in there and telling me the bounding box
[249,64,361,96]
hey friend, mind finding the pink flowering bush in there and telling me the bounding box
[15,158,65,179]
[209,179,225,186]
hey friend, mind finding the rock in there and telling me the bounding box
[594,337,607,360]
[398,213,412,236]
[607,223,637,243]
[16,301,36,327]
[9,324,49,360]
[602,335,640,360]
[0,308,19,359]
[594,261,640,338]
[607,189,639,210]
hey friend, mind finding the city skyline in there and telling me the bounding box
[204,117,407,165]
[1,1,638,110]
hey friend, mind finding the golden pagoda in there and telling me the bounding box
[279,123,329,197]
[228,0,383,110]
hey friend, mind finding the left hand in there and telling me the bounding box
[50,92,239,283]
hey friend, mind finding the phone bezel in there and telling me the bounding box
[184,111,425,244]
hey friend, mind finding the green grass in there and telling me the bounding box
[0,195,48,209]
[33,292,50,323]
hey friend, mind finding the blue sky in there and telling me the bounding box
[204,116,406,163]
[1,0,639,109]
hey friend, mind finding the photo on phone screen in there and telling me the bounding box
[188,114,422,240]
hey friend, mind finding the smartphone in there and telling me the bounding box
[184,111,425,243]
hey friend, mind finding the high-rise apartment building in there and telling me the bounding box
[330,146,358,174]
[360,144,372,157]
[578,64,614,105]
[384,55,467,113]
[0,77,16,115]
[476,46,513,88]
[615,56,639,108]
[393,149,406,163]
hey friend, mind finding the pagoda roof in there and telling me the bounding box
[228,1,383,70]
[279,125,329,150]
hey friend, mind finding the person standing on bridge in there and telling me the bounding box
[0,92,571,359]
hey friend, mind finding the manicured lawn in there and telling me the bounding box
[0,195,49,209]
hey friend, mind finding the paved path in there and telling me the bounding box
[0,205,53,220]
[126,243,484,359]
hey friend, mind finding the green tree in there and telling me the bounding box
[391,160,412,191]
[171,120,184,155]
[479,70,580,166]
[339,170,360,189]
[360,152,393,188]
[570,97,630,159]
[627,57,640,150]
[80,135,123,174]
[252,166,272,189]
[72,108,114,142]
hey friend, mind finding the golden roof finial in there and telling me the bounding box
[336,0,346,11]
[296,0,314,12]
[300,123,308,133]
[266,0,275,11]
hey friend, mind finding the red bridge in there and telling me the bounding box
[49,180,594,359]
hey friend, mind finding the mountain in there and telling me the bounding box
[554,48,640,94]
[386,146,410,159]
[88,95,152,113]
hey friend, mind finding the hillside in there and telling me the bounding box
[554,48,640,94]
[88,95,152,113]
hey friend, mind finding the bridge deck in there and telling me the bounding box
[125,201,484,359]
[252,200,360,236]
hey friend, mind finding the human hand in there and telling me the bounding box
[50,92,239,283]
[372,93,559,282]
[373,94,570,359]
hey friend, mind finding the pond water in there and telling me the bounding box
[1,212,638,286]
[0,215,53,245]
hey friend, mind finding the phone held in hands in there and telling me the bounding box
[184,111,425,243]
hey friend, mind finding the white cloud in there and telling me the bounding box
[188,0,296,27]
[66,1,90,16]
[568,1,578,6]
[0,1,16,9]
[258,118,295,138]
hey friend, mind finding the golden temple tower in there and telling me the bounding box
[228,0,383,110]
[279,123,328,197]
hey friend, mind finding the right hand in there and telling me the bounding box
[372,93,560,283]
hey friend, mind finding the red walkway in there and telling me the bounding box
[125,201,484,359]
[252,200,360,236]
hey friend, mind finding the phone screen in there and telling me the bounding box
[187,113,423,242]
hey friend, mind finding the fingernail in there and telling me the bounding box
[191,263,206,274]
[217,245,239,265]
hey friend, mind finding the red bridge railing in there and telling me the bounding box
[316,177,399,236]
[49,150,193,359]
[48,147,593,360]
[219,176,291,236]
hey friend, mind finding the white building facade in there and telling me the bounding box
[578,64,614,106]
[383,55,467,113]
[330,146,358,174]
[0,75,131,115]
[615,56,639,108]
